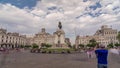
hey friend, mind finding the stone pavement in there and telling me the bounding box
[0,50,120,68]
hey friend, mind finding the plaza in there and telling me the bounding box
[0,50,120,68]
[0,0,120,68]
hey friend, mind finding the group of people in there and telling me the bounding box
[0,47,23,54]
[86,45,120,68]
[0,47,8,52]
[1,45,120,68]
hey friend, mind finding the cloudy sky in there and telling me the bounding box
[0,0,120,43]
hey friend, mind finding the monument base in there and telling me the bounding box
[51,44,70,49]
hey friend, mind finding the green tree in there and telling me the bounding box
[68,44,72,48]
[24,45,31,48]
[89,38,96,44]
[107,43,114,48]
[117,31,120,43]
[41,43,52,48]
[45,44,52,48]
[87,44,95,47]
[20,45,24,48]
[41,43,46,47]
[115,43,120,47]
[32,43,39,48]
[87,38,98,47]
[78,44,84,48]
[72,44,76,49]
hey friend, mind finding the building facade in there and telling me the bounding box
[0,22,70,49]
[30,28,55,48]
[28,22,69,48]
[0,28,27,48]
[94,25,118,45]
[75,25,118,48]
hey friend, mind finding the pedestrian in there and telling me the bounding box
[118,46,120,55]
[87,47,94,58]
[110,47,119,55]
[95,45,108,68]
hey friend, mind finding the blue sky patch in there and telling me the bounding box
[48,6,57,10]
[0,0,40,9]
[76,15,83,19]
[113,6,120,10]
[89,12,100,17]
[76,10,102,19]
[83,0,88,2]
[89,2,102,10]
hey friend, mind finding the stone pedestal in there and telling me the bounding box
[52,29,69,48]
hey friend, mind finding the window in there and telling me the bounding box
[13,37,14,40]
[6,40,8,43]
[1,39,3,43]
[16,41,17,44]
[6,36,8,39]
[2,35,4,38]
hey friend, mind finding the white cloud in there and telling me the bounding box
[0,0,120,44]
[31,9,46,16]
[0,3,41,33]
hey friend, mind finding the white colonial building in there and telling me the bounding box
[30,28,55,48]
[75,25,118,48]
[28,22,69,48]
[94,25,118,44]
[0,28,27,48]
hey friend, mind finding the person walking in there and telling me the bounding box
[87,47,94,58]
[95,45,108,68]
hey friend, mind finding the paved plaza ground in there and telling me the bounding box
[0,50,120,68]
